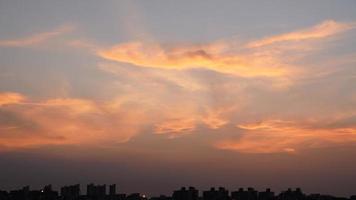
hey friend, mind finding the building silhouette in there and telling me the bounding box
[231,188,258,200]
[0,184,355,200]
[278,188,305,200]
[41,185,58,200]
[87,184,106,200]
[203,187,229,200]
[173,187,198,200]
[258,189,274,200]
[61,184,80,200]
[109,185,116,197]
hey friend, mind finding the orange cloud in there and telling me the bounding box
[40,98,99,115]
[0,92,25,106]
[1,20,354,152]
[201,109,230,129]
[0,25,74,47]
[0,133,68,150]
[0,94,150,150]
[153,108,231,137]
[216,119,356,154]
[247,20,353,48]
[154,118,197,137]
[96,20,354,79]
[97,41,290,78]
[98,62,206,92]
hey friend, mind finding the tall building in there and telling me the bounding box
[87,183,106,199]
[203,187,229,200]
[173,187,198,200]
[41,185,58,200]
[60,184,80,200]
[231,188,257,200]
[9,186,30,200]
[258,188,274,200]
[109,184,116,196]
[278,188,305,200]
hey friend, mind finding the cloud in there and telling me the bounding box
[39,98,99,115]
[202,113,229,130]
[153,108,231,137]
[98,62,206,92]
[154,118,197,136]
[0,92,232,150]
[0,89,232,150]
[1,20,355,154]
[96,20,354,79]
[0,25,74,47]
[97,41,290,78]
[247,20,354,48]
[0,92,26,106]
[216,118,356,154]
[98,63,233,138]
[0,93,150,150]
[201,108,230,129]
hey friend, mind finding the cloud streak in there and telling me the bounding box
[0,92,148,150]
[1,20,355,154]
[0,93,26,106]
[96,20,353,79]
[97,41,290,78]
[247,20,354,48]
[216,119,356,154]
[0,25,74,47]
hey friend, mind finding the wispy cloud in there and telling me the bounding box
[216,118,356,154]
[97,41,290,78]
[0,92,148,150]
[0,92,26,106]
[96,20,353,79]
[0,25,74,47]
[1,20,355,154]
[247,20,354,48]
[153,108,230,137]
[154,118,197,136]
[0,86,234,150]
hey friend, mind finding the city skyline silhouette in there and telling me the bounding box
[1,184,356,200]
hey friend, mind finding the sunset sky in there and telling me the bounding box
[0,0,356,197]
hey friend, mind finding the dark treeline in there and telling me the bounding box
[0,184,355,200]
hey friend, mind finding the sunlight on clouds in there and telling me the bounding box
[98,63,206,92]
[40,98,99,115]
[0,93,149,150]
[237,119,296,131]
[96,20,353,80]
[154,108,230,137]
[0,25,74,47]
[0,89,233,149]
[247,20,354,48]
[0,136,68,151]
[98,63,232,137]
[0,93,26,106]
[0,20,355,153]
[154,118,197,136]
[202,109,230,129]
[97,41,290,78]
[216,119,356,154]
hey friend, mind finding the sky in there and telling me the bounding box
[0,0,356,197]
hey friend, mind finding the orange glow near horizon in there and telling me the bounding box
[216,120,356,153]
